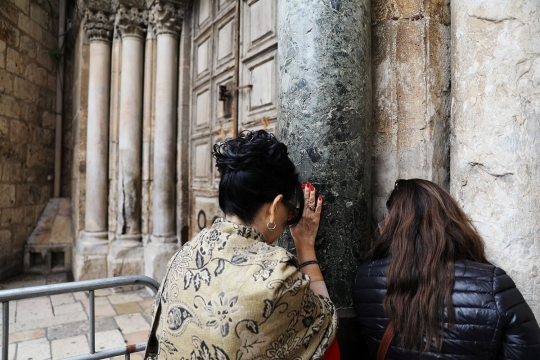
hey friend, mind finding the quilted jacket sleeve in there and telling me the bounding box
[494,267,540,359]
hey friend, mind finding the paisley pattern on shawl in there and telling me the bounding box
[145,218,338,360]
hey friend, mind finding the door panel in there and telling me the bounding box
[189,0,278,237]
[242,0,277,59]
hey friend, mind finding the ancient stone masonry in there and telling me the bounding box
[146,3,184,280]
[74,9,114,280]
[371,0,451,221]
[71,1,189,281]
[0,0,59,280]
[451,0,540,316]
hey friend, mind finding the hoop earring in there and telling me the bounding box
[266,221,277,231]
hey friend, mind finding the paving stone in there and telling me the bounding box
[73,291,87,302]
[95,329,125,351]
[16,297,53,322]
[47,317,119,341]
[51,334,88,359]
[53,301,84,316]
[123,330,149,345]
[94,289,111,297]
[8,328,45,343]
[46,320,87,341]
[114,313,149,334]
[107,293,144,305]
[95,316,121,333]
[11,310,87,333]
[16,337,50,360]
[82,296,117,318]
[50,293,75,306]
[112,301,141,315]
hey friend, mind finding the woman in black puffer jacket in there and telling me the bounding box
[353,179,540,359]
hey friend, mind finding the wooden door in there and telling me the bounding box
[189,0,278,237]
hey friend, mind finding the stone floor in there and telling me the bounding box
[0,273,155,360]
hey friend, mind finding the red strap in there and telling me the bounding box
[322,339,340,360]
[377,322,395,360]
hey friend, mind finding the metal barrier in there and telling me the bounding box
[0,275,160,360]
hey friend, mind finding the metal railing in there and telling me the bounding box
[0,275,160,360]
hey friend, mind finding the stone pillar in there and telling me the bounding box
[451,1,540,316]
[145,3,182,281]
[108,6,147,277]
[74,10,114,280]
[278,0,372,310]
[371,0,451,220]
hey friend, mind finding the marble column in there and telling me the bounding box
[145,3,182,281]
[278,0,372,310]
[74,10,114,281]
[108,6,147,277]
[451,0,540,317]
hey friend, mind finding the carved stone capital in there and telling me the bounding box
[115,6,148,39]
[83,10,115,42]
[150,3,183,37]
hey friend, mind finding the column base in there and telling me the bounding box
[73,231,109,280]
[150,234,177,243]
[145,241,179,281]
[107,239,144,278]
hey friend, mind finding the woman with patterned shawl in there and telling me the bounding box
[145,130,338,360]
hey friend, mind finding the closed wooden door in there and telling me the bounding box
[189,0,278,237]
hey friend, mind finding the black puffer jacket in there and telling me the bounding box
[353,258,540,359]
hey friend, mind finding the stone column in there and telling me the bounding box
[371,0,451,220]
[74,10,114,281]
[145,3,182,281]
[451,1,540,317]
[108,6,147,277]
[278,0,371,310]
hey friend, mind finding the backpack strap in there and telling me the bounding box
[377,321,395,360]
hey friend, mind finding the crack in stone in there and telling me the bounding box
[467,162,514,178]
[468,13,523,24]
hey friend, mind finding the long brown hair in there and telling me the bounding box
[371,179,490,352]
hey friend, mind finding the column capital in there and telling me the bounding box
[115,6,148,39]
[150,3,184,37]
[83,10,115,42]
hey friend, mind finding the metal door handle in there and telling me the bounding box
[218,84,253,101]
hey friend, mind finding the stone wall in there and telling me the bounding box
[0,0,58,279]
[451,0,540,316]
[66,22,89,251]
[371,0,451,221]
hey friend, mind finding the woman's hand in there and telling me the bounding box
[290,182,323,264]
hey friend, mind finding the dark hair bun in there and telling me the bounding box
[213,130,288,173]
[212,130,303,225]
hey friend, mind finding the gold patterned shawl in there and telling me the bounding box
[145,219,338,360]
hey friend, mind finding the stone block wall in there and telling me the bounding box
[0,0,58,279]
[65,23,89,244]
[371,0,451,221]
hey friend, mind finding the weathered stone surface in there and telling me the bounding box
[278,0,372,309]
[0,0,59,280]
[30,3,50,30]
[18,12,42,42]
[0,19,20,47]
[13,0,30,14]
[0,40,6,68]
[107,241,144,277]
[451,0,540,318]
[0,1,20,25]
[0,70,14,93]
[73,251,108,280]
[371,0,450,221]
[144,242,177,282]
